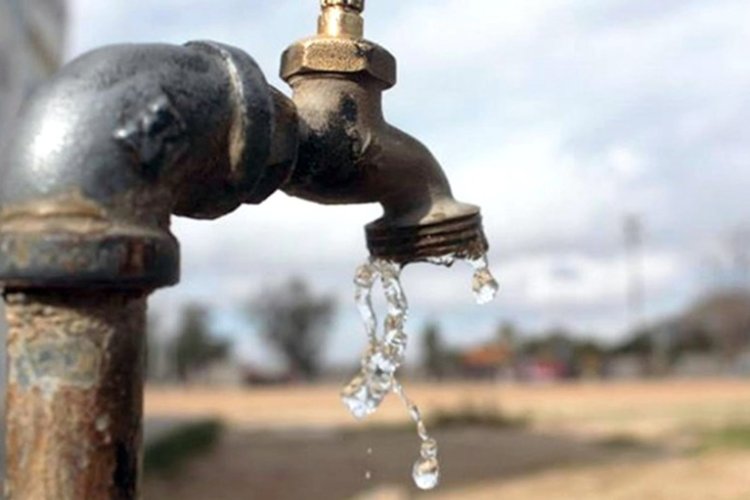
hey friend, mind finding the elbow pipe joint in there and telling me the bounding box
[280,12,488,264]
[0,41,298,290]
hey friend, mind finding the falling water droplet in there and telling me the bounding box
[343,252,496,490]
[467,255,499,305]
[412,437,441,490]
[412,457,440,490]
[412,438,440,489]
[365,470,372,481]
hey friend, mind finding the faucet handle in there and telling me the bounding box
[321,0,364,13]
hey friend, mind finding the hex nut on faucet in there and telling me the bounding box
[281,38,396,89]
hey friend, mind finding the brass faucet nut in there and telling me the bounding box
[280,37,396,88]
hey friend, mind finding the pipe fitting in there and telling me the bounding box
[280,7,488,264]
[281,38,396,89]
[0,41,296,289]
[282,0,394,88]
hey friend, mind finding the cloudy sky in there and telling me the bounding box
[64,0,750,366]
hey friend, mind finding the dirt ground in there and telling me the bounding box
[144,427,659,500]
[429,452,750,500]
[142,379,750,499]
[144,379,750,436]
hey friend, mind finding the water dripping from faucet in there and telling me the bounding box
[341,252,498,490]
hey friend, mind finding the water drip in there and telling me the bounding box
[342,253,498,489]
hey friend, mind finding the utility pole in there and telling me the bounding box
[624,215,669,375]
[624,214,645,333]
[728,227,750,289]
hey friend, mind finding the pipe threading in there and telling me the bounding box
[366,214,489,264]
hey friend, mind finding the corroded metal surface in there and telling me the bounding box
[366,213,489,264]
[4,291,146,500]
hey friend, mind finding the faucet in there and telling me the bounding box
[0,1,490,498]
[282,0,488,263]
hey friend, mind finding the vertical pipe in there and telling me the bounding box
[4,290,147,500]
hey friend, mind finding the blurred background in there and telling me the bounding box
[2,0,750,498]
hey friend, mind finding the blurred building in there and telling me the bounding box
[0,0,67,387]
[0,0,66,148]
[459,343,513,380]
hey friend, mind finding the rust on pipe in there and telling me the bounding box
[4,291,146,500]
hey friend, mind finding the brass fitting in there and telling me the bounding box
[319,0,365,38]
[281,0,396,89]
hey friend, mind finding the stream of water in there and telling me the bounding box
[341,254,499,490]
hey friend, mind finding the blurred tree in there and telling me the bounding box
[173,304,231,382]
[520,329,609,379]
[496,322,518,348]
[703,227,750,290]
[681,289,750,361]
[675,323,715,355]
[521,329,574,361]
[612,328,653,357]
[422,322,446,380]
[248,278,335,380]
[571,339,607,378]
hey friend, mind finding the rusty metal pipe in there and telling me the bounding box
[4,291,146,499]
[0,40,298,500]
[280,1,489,264]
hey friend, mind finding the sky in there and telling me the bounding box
[64,0,750,368]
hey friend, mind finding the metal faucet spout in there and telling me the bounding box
[280,0,489,264]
